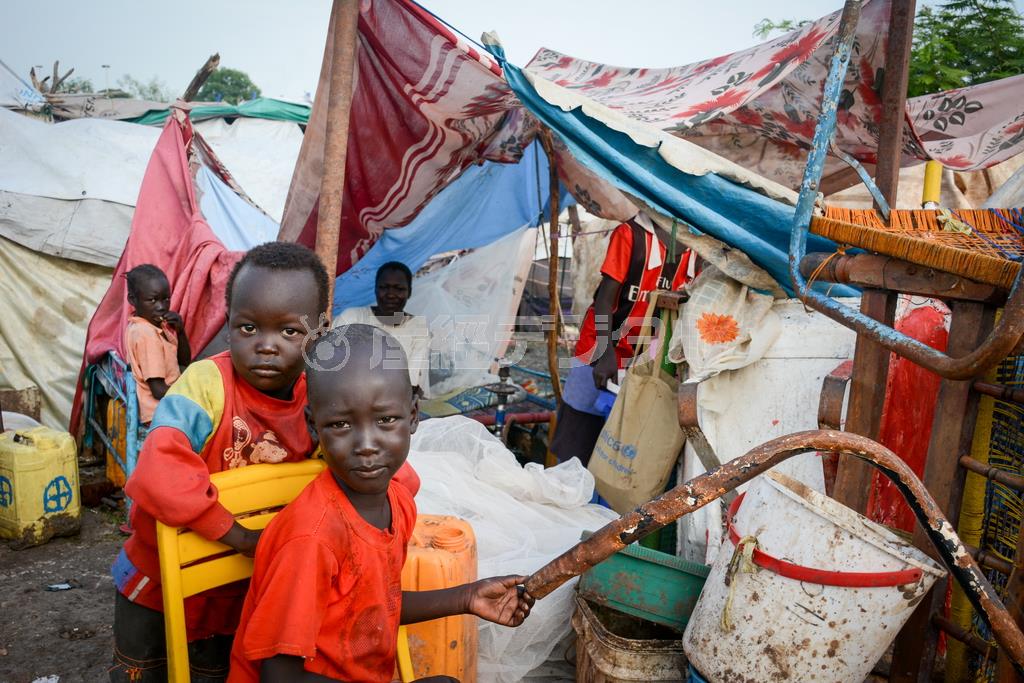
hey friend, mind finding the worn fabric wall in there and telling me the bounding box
[0,236,111,428]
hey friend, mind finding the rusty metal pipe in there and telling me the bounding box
[974,381,1024,406]
[933,614,996,658]
[960,455,1024,491]
[524,430,1024,669]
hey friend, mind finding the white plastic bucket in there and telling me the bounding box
[683,471,944,682]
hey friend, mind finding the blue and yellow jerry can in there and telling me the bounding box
[0,426,81,548]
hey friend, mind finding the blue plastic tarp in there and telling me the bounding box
[196,165,280,252]
[497,56,855,298]
[333,141,570,313]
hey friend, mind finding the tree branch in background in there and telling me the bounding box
[182,53,221,102]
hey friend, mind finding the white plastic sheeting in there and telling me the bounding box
[0,236,111,428]
[194,118,303,223]
[0,109,298,267]
[676,299,858,566]
[409,228,537,395]
[409,416,618,683]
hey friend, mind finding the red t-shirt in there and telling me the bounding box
[228,469,419,683]
[119,353,315,638]
[575,223,691,366]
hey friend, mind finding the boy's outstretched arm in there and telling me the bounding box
[401,575,534,626]
[260,655,341,682]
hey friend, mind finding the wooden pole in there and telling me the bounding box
[873,0,917,210]
[538,128,562,402]
[182,53,220,102]
[832,0,916,512]
[316,0,361,322]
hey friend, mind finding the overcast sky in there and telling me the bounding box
[3,0,1021,102]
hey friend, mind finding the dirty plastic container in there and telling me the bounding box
[0,426,81,548]
[683,471,944,682]
[401,515,478,681]
[577,532,709,632]
[572,595,687,682]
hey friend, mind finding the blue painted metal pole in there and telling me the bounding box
[788,0,1024,380]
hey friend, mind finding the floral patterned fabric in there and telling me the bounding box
[525,0,1024,191]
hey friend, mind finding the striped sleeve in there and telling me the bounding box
[150,359,226,451]
[125,360,234,539]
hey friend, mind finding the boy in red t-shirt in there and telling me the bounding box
[123,263,192,425]
[110,242,333,682]
[228,324,534,683]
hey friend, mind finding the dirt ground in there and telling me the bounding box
[0,506,123,683]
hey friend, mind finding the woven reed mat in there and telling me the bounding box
[811,207,1023,290]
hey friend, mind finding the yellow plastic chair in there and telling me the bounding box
[156,460,415,682]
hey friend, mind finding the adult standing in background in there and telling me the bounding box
[550,212,692,466]
[333,261,432,397]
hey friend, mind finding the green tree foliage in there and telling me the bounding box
[55,76,94,94]
[118,74,173,102]
[195,68,261,104]
[908,0,1024,96]
[752,18,812,39]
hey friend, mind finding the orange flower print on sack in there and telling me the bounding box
[697,312,739,344]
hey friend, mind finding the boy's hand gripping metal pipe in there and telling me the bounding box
[524,430,1024,668]
[787,0,1024,380]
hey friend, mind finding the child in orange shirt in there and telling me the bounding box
[228,324,534,683]
[110,243,333,682]
[123,264,191,424]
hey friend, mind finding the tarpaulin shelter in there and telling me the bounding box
[522,0,1024,193]
[0,106,283,428]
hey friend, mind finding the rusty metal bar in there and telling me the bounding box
[817,360,853,430]
[960,455,1024,491]
[523,430,1024,670]
[933,614,996,659]
[965,544,1015,576]
[800,253,1007,304]
[974,380,1024,405]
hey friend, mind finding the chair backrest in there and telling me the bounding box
[156,460,325,683]
[156,459,415,683]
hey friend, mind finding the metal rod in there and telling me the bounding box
[933,614,996,658]
[974,381,1024,405]
[315,0,361,319]
[960,455,1024,491]
[523,430,1024,669]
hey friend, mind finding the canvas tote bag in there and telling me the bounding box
[588,293,685,513]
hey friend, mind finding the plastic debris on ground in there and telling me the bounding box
[409,416,619,682]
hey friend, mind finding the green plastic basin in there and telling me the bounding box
[577,531,711,633]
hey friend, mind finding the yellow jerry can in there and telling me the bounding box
[0,426,81,548]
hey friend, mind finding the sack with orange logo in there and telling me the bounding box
[667,266,780,384]
[588,293,685,513]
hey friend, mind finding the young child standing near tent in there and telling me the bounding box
[550,213,692,466]
[228,323,533,683]
[109,243,332,682]
[124,264,192,425]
